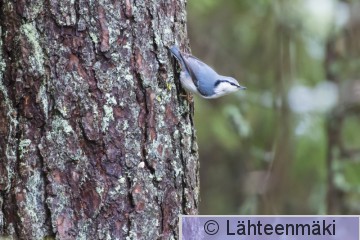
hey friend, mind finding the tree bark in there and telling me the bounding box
[0,0,199,239]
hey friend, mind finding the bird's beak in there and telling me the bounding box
[238,85,246,90]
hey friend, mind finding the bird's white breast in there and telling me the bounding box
[180,71,198,94]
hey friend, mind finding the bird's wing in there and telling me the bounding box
[181,54,199,86]
[181,54,218,96]
[170,46,200,87]
[170,46,211,88]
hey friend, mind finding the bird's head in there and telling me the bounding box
[211,77,246,98]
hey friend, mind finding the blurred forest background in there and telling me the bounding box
[187,0,360,215]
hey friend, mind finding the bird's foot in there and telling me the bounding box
[180,93,193,102]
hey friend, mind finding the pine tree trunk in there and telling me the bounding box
[0,0,199,239]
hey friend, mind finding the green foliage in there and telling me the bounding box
[188,0,360,214]
[342,115,360,149]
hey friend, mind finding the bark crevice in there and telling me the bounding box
[0,0,198,238]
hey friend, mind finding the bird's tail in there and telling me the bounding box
[169,45,182,59]
[169,45,186,69]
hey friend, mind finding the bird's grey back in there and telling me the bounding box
[182,55,219,97]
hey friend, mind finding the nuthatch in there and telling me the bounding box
[169,45,246,99]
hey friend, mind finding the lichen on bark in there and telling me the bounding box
[0,0,198,239]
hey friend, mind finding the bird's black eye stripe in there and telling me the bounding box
[215,80,238,87]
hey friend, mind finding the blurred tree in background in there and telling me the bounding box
[187,0,360,215]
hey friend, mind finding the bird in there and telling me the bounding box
[169,45,246,99]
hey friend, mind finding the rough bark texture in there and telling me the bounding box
[0,0,199,239]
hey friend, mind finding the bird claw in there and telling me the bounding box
[180,93,193,102]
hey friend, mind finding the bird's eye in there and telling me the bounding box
[214,80,223,87]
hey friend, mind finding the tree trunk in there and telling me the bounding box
[0,0,199,239]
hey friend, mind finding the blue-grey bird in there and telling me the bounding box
[169,45,246,99]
